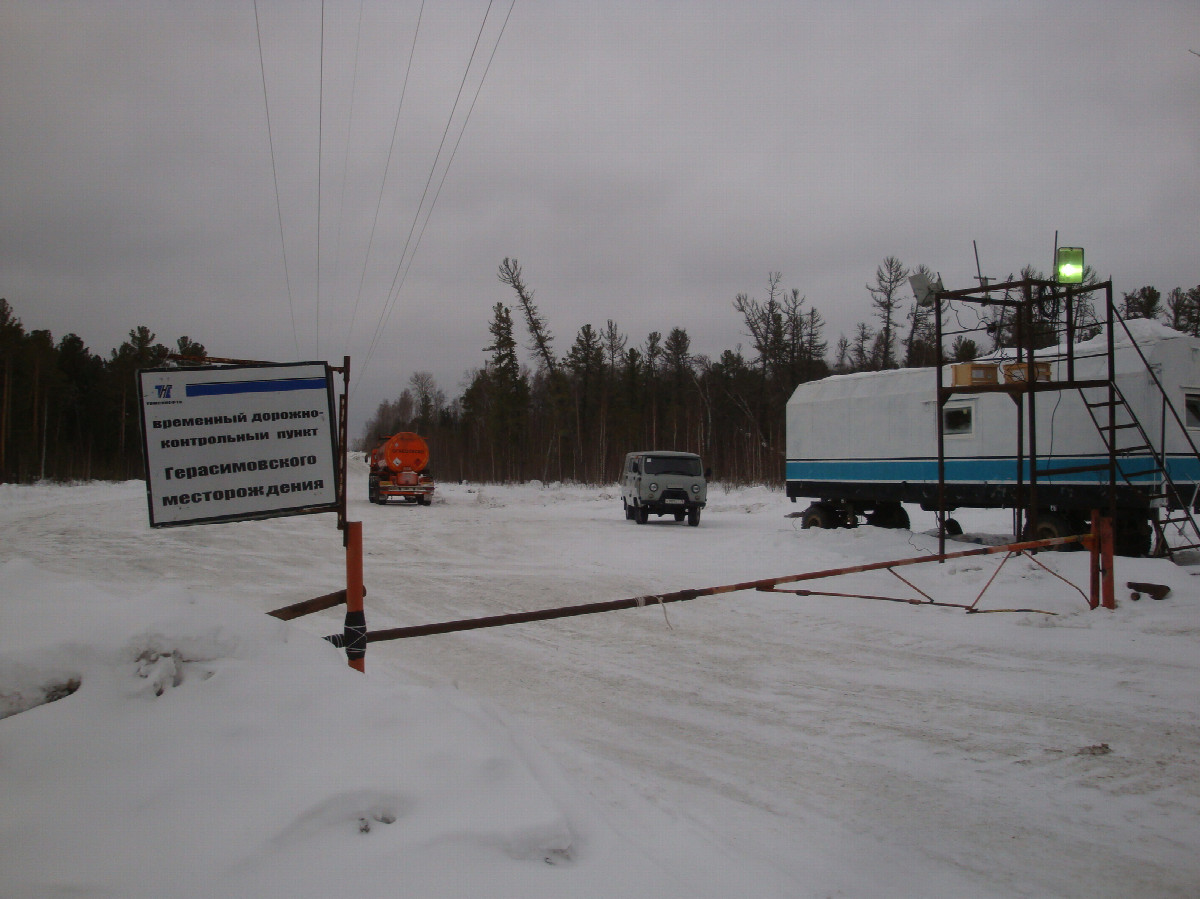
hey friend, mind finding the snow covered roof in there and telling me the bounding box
[789,321,1198,407]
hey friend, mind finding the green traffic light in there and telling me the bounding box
[1056,247,1084,284]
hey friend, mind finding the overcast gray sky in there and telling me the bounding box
[3,1,1198,434]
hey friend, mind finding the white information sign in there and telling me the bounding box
[138,362,340,527]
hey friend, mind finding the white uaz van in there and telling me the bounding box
[621,451,708,526]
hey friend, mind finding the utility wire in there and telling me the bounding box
[316,0,326,359]
[355,0,514,396]
[343,0,425,359]
[331,0,365,285]
[253,0,302,357]
[358,1,496,379]
[374,0,517,365]
[370,2,494,339]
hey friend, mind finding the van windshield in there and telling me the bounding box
[643,456,702,477]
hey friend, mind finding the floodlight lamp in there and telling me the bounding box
[1056,246,1084,284]
[909,272,943,307]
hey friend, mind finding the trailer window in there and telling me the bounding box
[1186,393,1200,429]
[943,403,974,437]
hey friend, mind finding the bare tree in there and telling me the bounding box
[867,256,909,369]
[409,371,444,430]
[851,322,875,371]
[1121,286,1162,320]
[602,319,627,369]
[902,263,940,367]
[833,335,851,373]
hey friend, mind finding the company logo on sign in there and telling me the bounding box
[155,384,173,399]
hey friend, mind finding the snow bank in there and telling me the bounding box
[0,557,713,897]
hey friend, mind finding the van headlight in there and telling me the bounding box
[648,482,658,493]
[691,484,700,494]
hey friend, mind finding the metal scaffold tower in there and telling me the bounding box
[932,276,1200,560]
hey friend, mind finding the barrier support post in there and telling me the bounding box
[344,520,366,671]
[1089,511,1116,610]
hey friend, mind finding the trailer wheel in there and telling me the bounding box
[867,503,909,529]
[1028,512,1072,548]
[368,477,380,504]
[943,518,963,536]
[1115,514,1151,557]
[800,503,834,529]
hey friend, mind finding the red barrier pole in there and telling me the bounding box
[1089,511,1117,610]
[344,520,366,671]
[1099,515,1116,610]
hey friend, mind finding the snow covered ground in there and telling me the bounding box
[3,464,1200,897]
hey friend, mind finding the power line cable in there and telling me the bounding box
[343,0,425,358]
[331,0,365,285]
[253,0,302,357]
[316,0,326,358]
[355,0,512,396]
[359,1,496,376]
[375,0,517,362]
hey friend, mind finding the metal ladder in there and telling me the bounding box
[1077,376,1200,559]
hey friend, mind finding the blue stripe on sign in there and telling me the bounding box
[186,377,327,397]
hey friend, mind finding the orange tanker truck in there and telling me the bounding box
[367,432,435,505]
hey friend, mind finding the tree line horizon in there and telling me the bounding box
[3,261,1198,485]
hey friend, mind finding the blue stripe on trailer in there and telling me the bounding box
[785,456,1200,485]
[185,377,328,397]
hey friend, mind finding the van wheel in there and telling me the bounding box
[801,503,834,529]
[636,504,648,524]
[687,508,700,527]
[674,511,685,522]
[624,500,634,520]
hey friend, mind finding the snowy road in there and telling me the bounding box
[4,470,1200,896]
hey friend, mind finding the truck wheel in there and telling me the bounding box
[368,478,379,504]
[635,504,648,524]
[800,503,834,529]
[687,507,700,527]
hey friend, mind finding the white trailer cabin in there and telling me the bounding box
[785,320,1200,554]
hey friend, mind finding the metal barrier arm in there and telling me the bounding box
[365,534,1091,643]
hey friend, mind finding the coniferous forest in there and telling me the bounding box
[0,298,206,482]
[4,263,1198,485]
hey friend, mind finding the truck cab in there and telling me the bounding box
[621,451,708,526]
